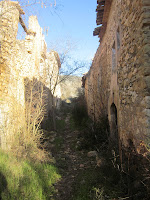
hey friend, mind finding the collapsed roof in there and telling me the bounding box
[93,0,112,41]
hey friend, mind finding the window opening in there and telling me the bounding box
[112,42,116,70]
[117,27,120,50]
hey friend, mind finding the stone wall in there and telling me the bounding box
[84,0,150,152]
[0,1,61,149]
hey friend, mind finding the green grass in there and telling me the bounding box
[0,149,61,200]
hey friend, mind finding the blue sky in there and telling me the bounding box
[19,0,99,73]
[38,0,99,61]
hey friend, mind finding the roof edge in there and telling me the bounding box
[93,0,112,41]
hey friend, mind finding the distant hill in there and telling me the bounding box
[59,75,82,103]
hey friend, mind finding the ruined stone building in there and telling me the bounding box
[0,1,61,149]
[83,0,150,152]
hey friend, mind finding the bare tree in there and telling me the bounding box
[17,0,57,8]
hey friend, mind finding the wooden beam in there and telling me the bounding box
[97,1,105,6]
[93,26,102,36]
[96,18,103,25]
[96,5,104,11]
[97,11,104,16]
[19,15,28,33]
[97,0,105,4]
[96,21,103,25]
[94,0,112,41]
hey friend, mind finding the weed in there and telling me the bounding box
[93,187,105,200]
[71,109,127,200]
[71,91,88,129]
[72,159,125,200]
[77,115,110,152]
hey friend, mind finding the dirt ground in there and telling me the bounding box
[46,113,98,200]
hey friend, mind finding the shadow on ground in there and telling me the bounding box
[0,172,7,200]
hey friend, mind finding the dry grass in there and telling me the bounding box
[2,79,51,162]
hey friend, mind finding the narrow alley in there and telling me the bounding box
[0,0,150,200]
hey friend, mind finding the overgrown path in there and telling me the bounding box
[48,113,97,200]
[43,106,150,200]
[44,109,127,200]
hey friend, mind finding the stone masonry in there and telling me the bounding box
[83,0,150,153]
[0,1,61,149]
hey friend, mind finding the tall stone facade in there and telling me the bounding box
[0,1,61,149]
[83,0,150,152]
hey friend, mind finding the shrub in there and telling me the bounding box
[71,91,88,128]
[78,115,110,151]
[2,79,50,162]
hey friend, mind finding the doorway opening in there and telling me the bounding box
[110,103,119,147]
